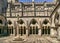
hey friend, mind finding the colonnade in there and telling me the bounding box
[7,25,51,37]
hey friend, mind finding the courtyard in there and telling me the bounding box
[0,35,60,43]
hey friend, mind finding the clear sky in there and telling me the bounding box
[18,0,54,2]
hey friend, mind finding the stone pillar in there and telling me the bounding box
[38,29,41,36]
[35,26,36,34]
[50,28,54,37]
[26,29,28,36]
[47,26,48,35]
[57,27,60,40]
[17,26,19,36]
[13,28,15,36]
[10,29,12,36]
[51,14,55,27]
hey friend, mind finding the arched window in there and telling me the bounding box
[17,19,24,24]
[0,20,2,24]
[30,19,37,25]
[43,19,49,25]
[8,20,12,25]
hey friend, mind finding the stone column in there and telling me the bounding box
[26,29,28,37]
[57,27,60,40]
[38,29,41,36]
[50,28,54,37]
[13,28,15,36]
[47,26,48,35]
[50,14,55,37]
[17,25,19,36]
[51,14,55,27]
[10,29,12,36]
[35,26,36,34]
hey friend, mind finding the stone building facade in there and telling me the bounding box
[0,0,60,40]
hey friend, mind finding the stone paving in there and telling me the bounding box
[0,36,60,43]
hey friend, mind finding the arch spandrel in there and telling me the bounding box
[18,19,27,29]
[29,19,40,29]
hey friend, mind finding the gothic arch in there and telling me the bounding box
[17,19,25,25]
[41,19,50,35]
[18,19,27,28]
[17,19,26,36]
[8,20,12,25]
[29,19,39,35]
[30,19,38,25]
[42,19,50,25]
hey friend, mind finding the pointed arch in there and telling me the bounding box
[17,19,24,24]
[29,19,39,35]
[30,19,38,25]
[8,20,12,25]
[42,19,49,25]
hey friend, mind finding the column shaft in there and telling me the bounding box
[10,29,12,35]
[35,26,36,34]
[51,16,55,27]
[17,26,19,36]
[50,28,54,37]
[26,29,28,36]
[47,26,48,35]
[13,29,15,36]
[38,29,41,36]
